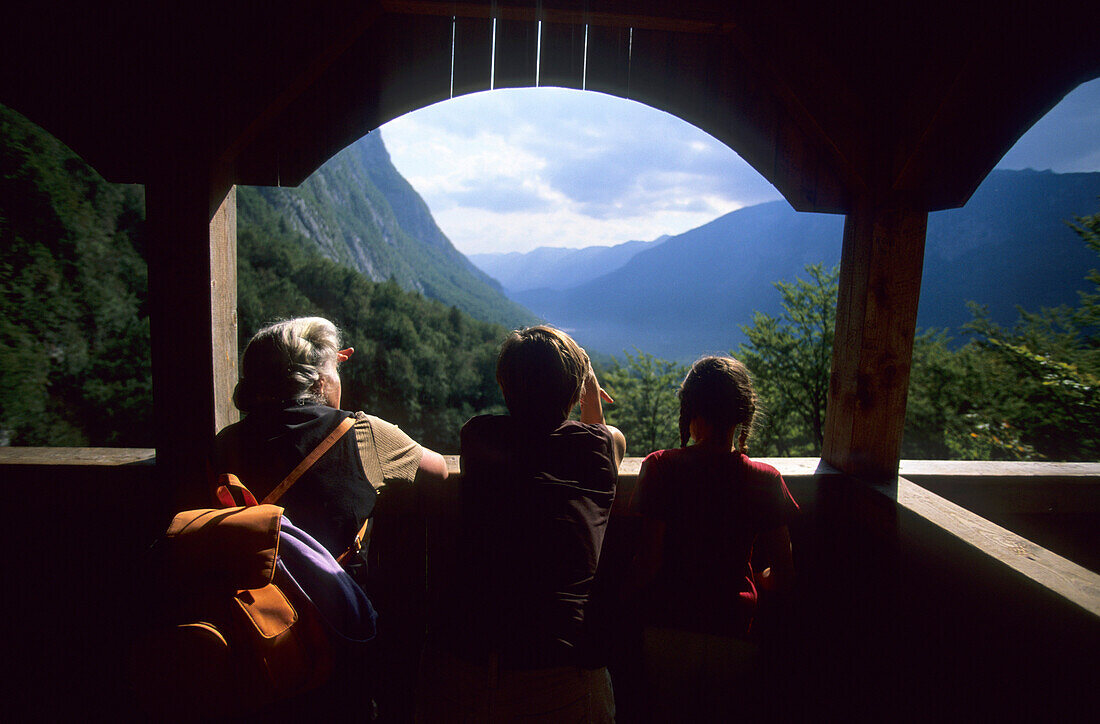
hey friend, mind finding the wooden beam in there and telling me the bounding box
[146,172,236,506]
[823,200,928,481]
[210,186,239,434]
[896,476,1100,618]
[380,0,740,34]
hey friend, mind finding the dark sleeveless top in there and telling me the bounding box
[212,403,375,559]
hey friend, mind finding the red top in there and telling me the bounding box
[632,446,799,636]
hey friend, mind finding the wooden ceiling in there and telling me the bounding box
[2,1,1098,213]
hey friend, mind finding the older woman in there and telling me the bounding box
[212,316,447,586]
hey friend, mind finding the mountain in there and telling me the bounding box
[468,236,668,292]
[512,169,1100,360]
[921,169,1099,332]
[239,132,536,329]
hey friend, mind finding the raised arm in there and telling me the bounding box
[578,368,627,466]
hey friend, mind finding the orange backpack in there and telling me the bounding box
[131,417,374,717]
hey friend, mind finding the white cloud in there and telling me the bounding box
[431,203,739,255]
[380,78,1100,255]
[381,87,781,254]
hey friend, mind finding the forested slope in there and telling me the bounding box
[1,104,507,451]
[241,132,535,329]
[237,193,507,452]
[0,103,150,445]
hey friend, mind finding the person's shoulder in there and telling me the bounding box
[738,452,783,481]
[739,452,780,474]
[352,411,417,446]
[461,413,506,436]
[559,419,614,441]
[212,419,246,464]
[214,418,244,442]
[642,447,679,467]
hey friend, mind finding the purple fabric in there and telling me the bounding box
[276,516,377,643]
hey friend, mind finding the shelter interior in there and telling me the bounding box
[2,1,1098,720]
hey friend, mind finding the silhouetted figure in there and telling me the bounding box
[630,356,798,721]
[418,325,626,723]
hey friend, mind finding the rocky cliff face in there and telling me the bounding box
[242,131,534,328]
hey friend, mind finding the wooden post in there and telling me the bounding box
[210,186,240,434]
[822,199,928,481]
[146,171,237,505]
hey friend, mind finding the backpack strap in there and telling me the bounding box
[261,416,357,505]
[215,474,260,508]
[335,517,373,565]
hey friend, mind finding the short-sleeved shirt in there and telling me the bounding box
[212,403,423,559]
[437,415,618,665]
[633,446,798,635]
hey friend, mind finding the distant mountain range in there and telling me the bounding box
[469,237,669,292]
[486,169,1099,360]
[239,132,536,329]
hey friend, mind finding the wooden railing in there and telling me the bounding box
[4,448,1094,614]
[3,448,1098,720]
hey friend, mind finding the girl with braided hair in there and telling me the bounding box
[630,356,798,638]
[628,356,798,719]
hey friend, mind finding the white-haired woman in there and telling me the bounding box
[212,317,448,716]
[212,316,448,584]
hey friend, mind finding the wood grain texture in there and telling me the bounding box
[823,201,928,481]
[210,186,239,434]
[146,173,234,504]
[896,476,1100,618]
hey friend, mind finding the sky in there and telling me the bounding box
[380,78,1100,256]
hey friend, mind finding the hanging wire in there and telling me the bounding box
[450,15,456,99]
[582,23,589,90]
[536,20,542,87]
[491,17,497,90]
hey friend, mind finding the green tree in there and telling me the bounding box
[737,263,838,456]
[903,206,1100,461]
[602,350,686,456]
[0,102,151,446]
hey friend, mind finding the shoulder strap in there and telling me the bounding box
[336,517,373,565]
[261,416,357,505]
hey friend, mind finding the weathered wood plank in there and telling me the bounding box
[146,174,235,504]
[896,476,1100,618]
[823,201,928,481]
[210,186,238,434]
[0,448,156,466]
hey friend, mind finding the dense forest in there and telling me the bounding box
[236,186,507,452]
[0,103,150,446]
[602,216,1100,461]
[245,132,535,329]
[3,99,1099,460]
[0,104,507,452]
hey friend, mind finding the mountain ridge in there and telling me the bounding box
[468,236,669,292]
[510,169,1100,360]
[240,132,535,329]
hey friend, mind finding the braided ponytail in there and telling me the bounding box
[678,356,757,452]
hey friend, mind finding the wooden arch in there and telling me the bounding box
[2,1,1099,487]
